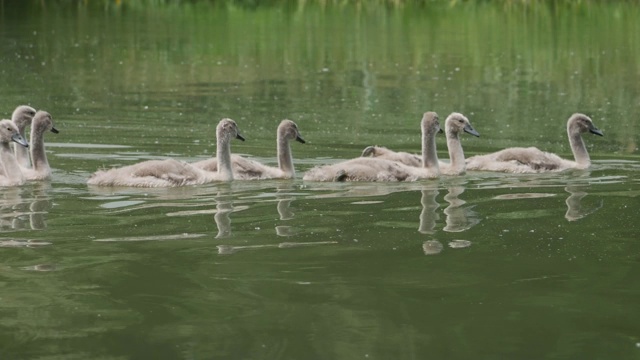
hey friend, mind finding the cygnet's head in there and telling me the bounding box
[0,119,29,147]
[421,111,443,136]
[278,119,305,144]
[32,111,60,134]
[568,113,603,136]
[217,118,245,142]
[11,105,37,131]
[445,112,480,138]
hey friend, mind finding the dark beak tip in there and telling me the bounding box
[236,134,246,141]
[51,128,60,134]
[465,128,480,137]
[296,136,306,144]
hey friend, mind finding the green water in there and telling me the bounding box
[1,1,639,359]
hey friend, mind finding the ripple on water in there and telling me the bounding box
[217,241,338,255]
[20,264,57,271]
[448,240,472,249]
[94,233,206,242]
[493,209,554,220]
[100,200,146,209]
[81,195,130,201]
[167,205,250,217]
[48,143,131,149]
[0,240,52,248]
[493,193,556,200]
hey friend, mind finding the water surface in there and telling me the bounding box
[1,2,639,359]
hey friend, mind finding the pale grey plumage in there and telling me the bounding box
[87,118,244,187]
[19,111,59,181]
[304,112,445,182]
[465,113,603,173]
[192,119,305,179]
[11,105,37,168]
[361,112,479,176]
[0,119,29,187]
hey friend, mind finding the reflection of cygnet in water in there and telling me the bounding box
[275,225,294,237]
[275,184,297,236]
[420,185,474,255]
[277,197,294,221]
[422,240,443,255]
[214,191,233,239]
[419,188,440,234]
[564,185,603,221]
[217,244,276,255]
[0,183,52,230]
[422,239,472,255]
[443,185,480,232]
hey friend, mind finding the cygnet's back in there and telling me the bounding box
[466,113,603,173]
[303,113,445,182]
[303,157,427,182]
[361,112,479,176]
[361,111,441,169]
[87,118,244,187]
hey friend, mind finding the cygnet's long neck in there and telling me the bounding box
[15,125,31,168]
[422,129,440,174]
[447,130,466,174]
[1,142,24,183]
[277,134,295,178]
[30,127,50,174]
[216,134,234,181]
[568,125,590,168]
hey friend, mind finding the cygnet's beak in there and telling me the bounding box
[296,135,306,144]
[589,127,604,136]
[11,133,29,148]
[438,127,444,134]
[236,133,245,141]
[51,126,59,134]
[464,124,480,137]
